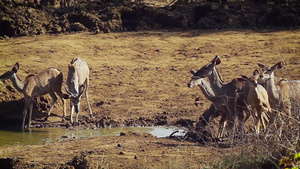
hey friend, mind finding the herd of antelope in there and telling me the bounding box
[0,55,299,140]
[0,57,93,129]
[188,55,300,139]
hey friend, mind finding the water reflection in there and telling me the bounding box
[0,126,185,147]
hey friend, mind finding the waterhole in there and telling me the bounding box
[0,126,186,147]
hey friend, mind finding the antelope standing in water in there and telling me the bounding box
[0,63,67,128]
[65,57,93,124]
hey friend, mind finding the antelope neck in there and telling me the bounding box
[68,71,79,94]
[197,78,216,100]
[11,73,25,93]
[208,67,224,96]
[265,72,280,102]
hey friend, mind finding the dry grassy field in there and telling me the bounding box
[0,29,299,168]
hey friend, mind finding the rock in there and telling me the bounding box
[120,132,126,136]
[52,24,62,33]
[70,22,86,32]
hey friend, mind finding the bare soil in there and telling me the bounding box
[0,132,241,169]
[1,0,300,37]
[0,29,299,168]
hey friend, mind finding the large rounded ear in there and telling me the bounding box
[253,69,260,76]
[252,69,260,80]
[212,55,221,65]
[190,69,196,75]
[277,61,284,69]
[257,62,267,71]
[12,63,19,73]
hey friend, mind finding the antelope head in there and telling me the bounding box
[195,55,221,78]
[65,84,86,113]
[241,69,261,87]
[0,63,19,81]
[188,69,202,88]
[187,55,221,88]
[258,61,284,81]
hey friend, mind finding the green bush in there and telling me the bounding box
[279,152,300,169]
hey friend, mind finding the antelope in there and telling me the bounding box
[258,61,299,136]
[65,57,93,124]
[188,70,229,138]
[0,63,67,128]
[193,55,251,137]
[241,69,271,134]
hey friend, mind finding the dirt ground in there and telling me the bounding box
[0,29,300,168]
[0,132,243,169]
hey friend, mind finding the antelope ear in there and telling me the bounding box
[253,69,260,76]
[241,75,249,80]
[277,61,284,69]
[190,69,196,75]
[12,63,19,73]
[212,55,221,65]
[257,62,266,70]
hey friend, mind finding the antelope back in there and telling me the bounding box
[25,68,62,97]
[278,80,291,104]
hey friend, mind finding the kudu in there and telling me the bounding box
[258,61,299,136]
[241,69,271,134]
[188,70,229,138]
[193,55,250,137]
[0,63,67,128]
[65,57,93,124]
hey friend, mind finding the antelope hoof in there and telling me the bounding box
[25,124,31,129]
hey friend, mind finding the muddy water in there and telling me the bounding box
[0,126,186,147]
